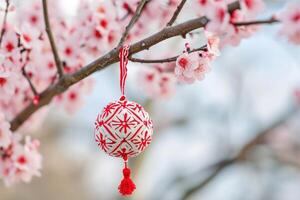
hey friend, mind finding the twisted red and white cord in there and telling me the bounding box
[119,45,130,96]
[118,46,137,196]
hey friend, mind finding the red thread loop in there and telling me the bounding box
[119,45,130,96]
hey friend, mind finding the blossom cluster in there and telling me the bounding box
[278,2,300,44]
[175,32,220,84]
[194,0,264,47]
[0,114,42,186]
[138,0,300,99]
[138,65,177,99]
[137,32,220,99]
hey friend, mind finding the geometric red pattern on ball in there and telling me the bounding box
[94,97,153,159]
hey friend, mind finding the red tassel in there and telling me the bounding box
[118,160,136,196]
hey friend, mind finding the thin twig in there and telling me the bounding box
[42,0,64,77]
[180,106,298,200]
[117,0,149,47]
[22,68,38,96]
[130,55,178,64]
[129,45,207,63]
[21,50,38,95]
[130,17,280,64]
[234,17,280,26]
[0,0,10,46]
[166,0,187,26]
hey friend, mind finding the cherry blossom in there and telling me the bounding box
[175,49,214,84]
[0,29,19,54]
[175,52,199,84]
[138,67,161,97]
[194,0,213,15]
[17,0,44,30]
[55,78,94,114]
[0,113,11,149]
[174,33,221,84]
[16,23,40,49]
[158,72,177,99]
[240,0,265,16]
[138,66,176,99]
[206,31,220,59]
[294,88,300,104]
[0,70,17,99]
[11,137,42,182]
[205,2,231,34]
[278,2,300,44]
[193,0,264,48]
[0,135,42,186]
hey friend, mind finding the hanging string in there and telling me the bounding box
[119,45,130,96]
[118,47,136,196]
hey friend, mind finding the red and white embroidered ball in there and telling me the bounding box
[94,96,153,159]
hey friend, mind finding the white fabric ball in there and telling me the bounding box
[94,96,153,158]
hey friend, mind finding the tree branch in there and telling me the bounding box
[130,16,280,64]
[129,45,207,63]
[10,1,281,132]
[0,0,9,46]
[42,0,64,77]
[117,0,149,47]
[9,15,214,131]
[166,0,187,26]
[180,106,298,200]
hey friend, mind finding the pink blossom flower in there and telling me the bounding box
[2,49,22,71]
[241,0,265,16]
[0,135,42,186]
[175,52,211,84]
[138,67,161,97]
[0,29,19,54]
[0,113,12,149]
[193,54,211,81]
[12,137,42,180]
[205,31,220,59]
[18,0,44,30]
[294,88,300,104]
[219,10,258,47]
[175,52,198,77]
[196,0,212,12]
[205,3,230,34]
[86,25,108,51]
[0,70,16,98]
[159,72,177,99]
[138,66,176,99]
[278,2,300,44]
[175,52,199,84]
[55,78,93,114]
[16,23,40,49]
[58,36,81,67]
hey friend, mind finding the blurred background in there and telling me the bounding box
[2,0,300,200]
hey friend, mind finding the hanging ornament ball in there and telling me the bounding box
[94,95,153,160]
[94,46,154,196]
